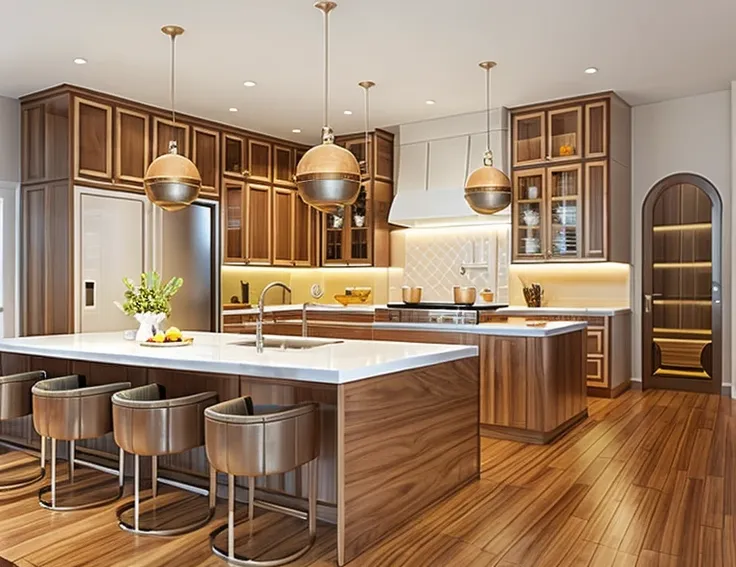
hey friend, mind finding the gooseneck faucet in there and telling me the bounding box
[256,282,292,353]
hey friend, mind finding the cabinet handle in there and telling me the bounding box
[644,294,652,313]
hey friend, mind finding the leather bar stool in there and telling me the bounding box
[32,375,131,510]
[0,371,47,489]
[205,398,320,567]
[112,383,218,536]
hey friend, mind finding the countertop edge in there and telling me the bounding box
[372,321,588,337]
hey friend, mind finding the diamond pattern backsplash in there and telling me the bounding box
[400,226,510,303]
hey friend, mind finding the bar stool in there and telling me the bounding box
[32,375,131,511]
[0,371,47,489]
[112,383,218,536]
[205,398,320,567]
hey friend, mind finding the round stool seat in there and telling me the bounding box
[113,384,217,457]
[205,398,320,567]
[112,383,218,537]
[0,371,47,490]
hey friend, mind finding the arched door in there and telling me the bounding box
[642,173,722,394]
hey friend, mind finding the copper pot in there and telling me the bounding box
[401,286,423,304]
[453,286,476,305]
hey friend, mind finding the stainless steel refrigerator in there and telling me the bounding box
[74,186,219,334]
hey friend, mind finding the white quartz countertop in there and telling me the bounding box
[496,306,631,316]
[224,304,381,316]
[373,321,587,337]
[0,332,476,385]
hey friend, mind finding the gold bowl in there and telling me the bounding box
[453,286,477,305]
[334,294,369,306]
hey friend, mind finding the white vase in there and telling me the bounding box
[134,312,166,342]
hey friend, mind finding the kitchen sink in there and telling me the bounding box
[231,337,343,351]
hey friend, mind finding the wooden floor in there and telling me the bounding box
[0,389,733,567]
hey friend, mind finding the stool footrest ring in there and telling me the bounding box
[116,497,216,537]
[210,524,316,567]
[0,465,45,491]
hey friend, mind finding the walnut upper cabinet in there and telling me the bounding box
[153,116,190,160]
[272,187,295,266]
[114,107,149,187]
[273,146,296,187]
[74,97,113,182]
[248,140,272,182]
[223,180,245,263]
[22,95,70,184]
[192,126,220,197]
[510,93,630,263]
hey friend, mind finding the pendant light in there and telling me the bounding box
[464,61,511,214]
[295,2,361,214]
[144,25,202,212]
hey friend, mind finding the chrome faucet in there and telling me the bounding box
[256,282,292,353]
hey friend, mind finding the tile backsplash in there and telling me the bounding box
[390,225,510,303]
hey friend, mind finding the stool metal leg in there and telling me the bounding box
[228,474,235,559]
[248,477,255,521]
[69,440,75,485]
[116,454,217,536]
[39,436,125,511]
[209,458,320,567]
[0,435,47,491]
[151,456,158,499]
[118,448,124,489]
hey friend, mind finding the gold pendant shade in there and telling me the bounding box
[143,25,202,212]
[145,142,202,212]
[464,61,511,214]
[295,130,361,213]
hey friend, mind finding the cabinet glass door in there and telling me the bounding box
[547,165,581,259]
[224,181,244,262]
[513,112,545,166]
[513,169,545,260]
[348,185,370,263]
[324,208,346,263]
[548,106,582,161]
[223,135,245,177]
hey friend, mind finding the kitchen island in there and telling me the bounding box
[0,332,478,566]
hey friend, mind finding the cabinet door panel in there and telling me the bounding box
[74,98,112,180]
[547,106,582,162]
[585,101,608,158]
[22,104,46,183]
[246,183,272,264]
[513,112,545,166]
[273,146,295,187]
[293,194,313,266]
[153,117,190,158]
[248,140,272,182]
[223,135,246,178]
[584,161,608,258]
[272,188,294,265]
[224,181,245,263]
[375,133,394,181]
[547,164,582,259]
[513,169,545,262]
[23,186,47,336]
[192,127,220,197]
[115,107,149,187]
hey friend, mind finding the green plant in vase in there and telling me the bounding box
[119,272,183,342]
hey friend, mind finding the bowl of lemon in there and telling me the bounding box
[140,327,193,347]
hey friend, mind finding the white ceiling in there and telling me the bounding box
[2,0,736,144]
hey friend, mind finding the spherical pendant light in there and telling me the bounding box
[464,61,511,214]
[144,25,202,212]
[295,2,361,211]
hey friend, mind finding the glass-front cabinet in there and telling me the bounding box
[510,94,630,263]
[322,184,372,265]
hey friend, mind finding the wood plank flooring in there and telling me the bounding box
[0,389,733,567]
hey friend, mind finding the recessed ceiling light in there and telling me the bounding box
[343,110,353,115]
[584,67,599,74]
[425,99,436,105]
[229,107,238,112]
[73,58,87,65]
[243,80,257,87]
[292,128,302,133]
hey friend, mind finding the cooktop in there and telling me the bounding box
[386,302,508,311]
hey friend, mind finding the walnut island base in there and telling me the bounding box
[479,329,588,444]
[0,332,479,566]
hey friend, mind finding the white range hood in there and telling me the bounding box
[390,108,511,228]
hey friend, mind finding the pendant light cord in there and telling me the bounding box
[485,65,491,153]
[364,86,369,159]
[323,8,329,130]
[170,34,177,125]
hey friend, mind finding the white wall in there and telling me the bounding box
[631,90,732,391]
[0,96,20,337]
